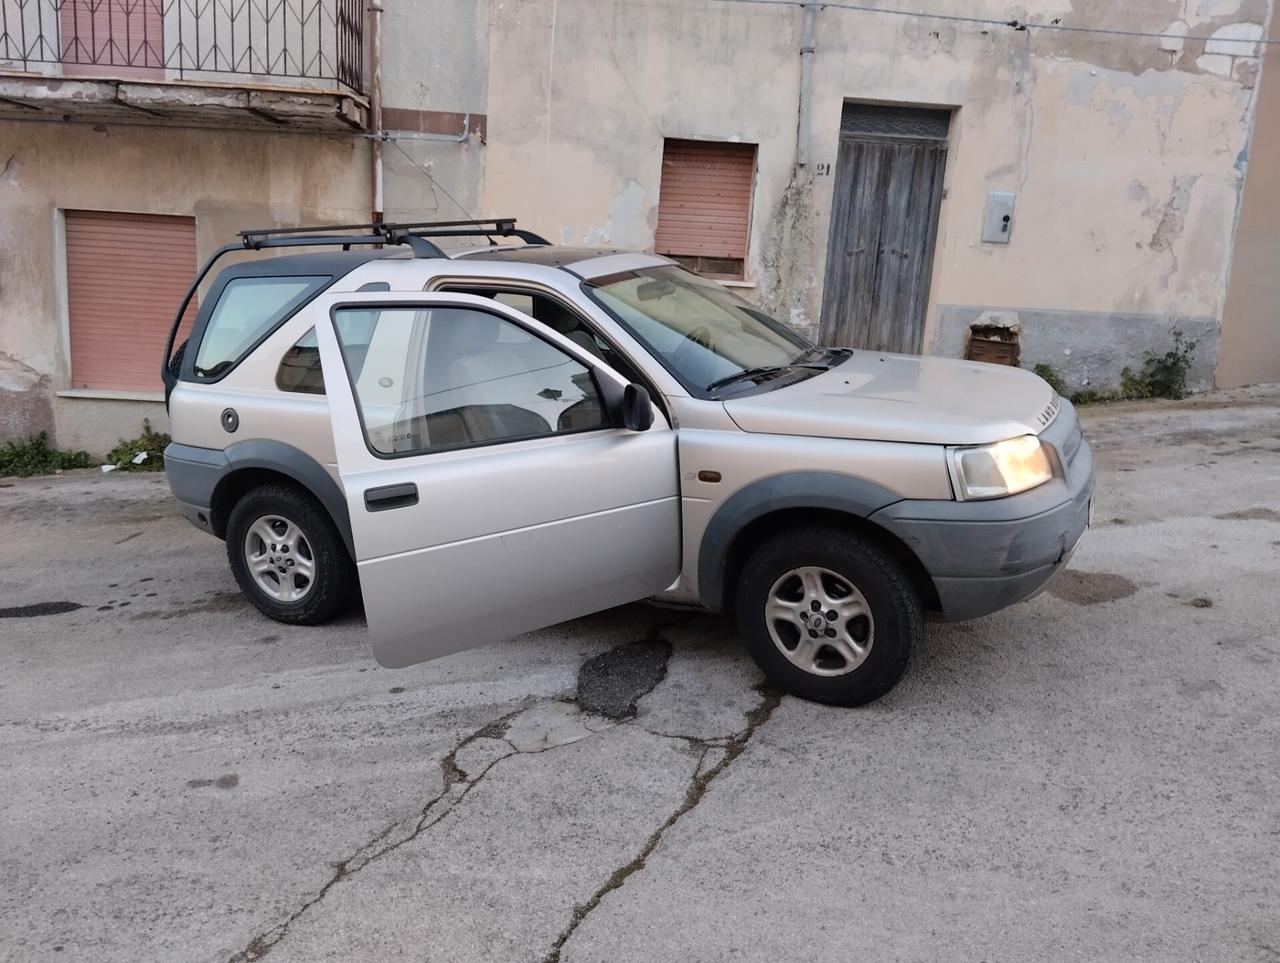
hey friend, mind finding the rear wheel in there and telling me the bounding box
[735,527,922,706]
[226,483,355,625]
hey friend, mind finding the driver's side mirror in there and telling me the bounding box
[621,383,654,432]
[594,375,655,432]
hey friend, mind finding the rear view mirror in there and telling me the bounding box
[636,278,675,302]
[622,383,654,432]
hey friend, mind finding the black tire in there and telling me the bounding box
[735,526,922,707]
[225,482,356,625]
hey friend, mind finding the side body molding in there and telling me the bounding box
[164,440,354,556]
[696,471,903,612]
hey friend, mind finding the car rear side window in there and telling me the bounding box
[276,284,392,395]
[276,327,324,394]
[277,311,385,396]
[194,276,326,379]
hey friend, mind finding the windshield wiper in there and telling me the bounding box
[706,361,830,395]
[790,346,850,367]
[705,365,789,394]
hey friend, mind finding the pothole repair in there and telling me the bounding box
[1047,570,1138,605]
[575,636,673,719]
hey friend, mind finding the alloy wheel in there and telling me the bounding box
[764,565,874,677]
[243,514,316,603]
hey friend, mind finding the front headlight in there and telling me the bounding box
[951,435,1053,500]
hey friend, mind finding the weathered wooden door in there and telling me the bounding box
[819,104,950,354]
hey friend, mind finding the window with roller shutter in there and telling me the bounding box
[654,139,757,281]
[64,210,197,393]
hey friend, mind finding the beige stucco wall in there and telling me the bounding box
[379,0,488,224]
[3,0,1274,456]
[1218,19,1280,386]
[479,0,1271,392]
[0,120,369,452]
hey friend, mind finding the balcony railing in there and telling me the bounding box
[0,0,364,93]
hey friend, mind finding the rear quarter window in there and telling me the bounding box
[275,283,392,396]
[276,328,324,395]
[194,276,327,379]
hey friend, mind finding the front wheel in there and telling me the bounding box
[225,482,356,625]
[735,527,922,706]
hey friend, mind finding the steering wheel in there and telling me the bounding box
[686,325,715,350]
[671,324,723,386]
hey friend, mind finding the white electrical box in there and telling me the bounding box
[982,191,1016,243]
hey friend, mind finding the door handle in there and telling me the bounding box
[364,482,418,512]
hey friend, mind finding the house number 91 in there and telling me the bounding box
[815,163,832,175]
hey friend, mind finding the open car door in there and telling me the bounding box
[309,290,681,668]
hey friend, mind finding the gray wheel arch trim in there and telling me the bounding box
[696,471,903,612]
[165,440,354,556]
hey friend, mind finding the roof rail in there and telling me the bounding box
[162,218,551,397]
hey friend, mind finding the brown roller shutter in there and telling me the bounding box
[654,139,756,279]
[65,210,197,392]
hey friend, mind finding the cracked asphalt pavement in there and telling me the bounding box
[3,387,1279,962]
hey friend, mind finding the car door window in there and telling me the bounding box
[436,285,651,389]
[332,305,607,456]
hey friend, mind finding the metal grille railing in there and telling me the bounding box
[0,0,364,93]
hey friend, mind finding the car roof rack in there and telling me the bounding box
[163,218,551,396]
[237,218,551,258]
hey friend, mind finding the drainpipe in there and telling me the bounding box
[369,0,384,222]
[796,0,817,166]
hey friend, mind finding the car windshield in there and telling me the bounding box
[584,265,819,396]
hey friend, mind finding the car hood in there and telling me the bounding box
[722,351,1059,446]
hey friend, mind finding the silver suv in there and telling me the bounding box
[162,219,1093,706]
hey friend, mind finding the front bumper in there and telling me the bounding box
[870,402,1094,621]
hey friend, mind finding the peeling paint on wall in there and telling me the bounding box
[583,179,653,248]
[0,352,54,445]
[1191,0,1245,21]
[0,152,18,185]
[1150,175,1199,252]
[758,168,819,336]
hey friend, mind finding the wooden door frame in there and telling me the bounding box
[818,103,953,353]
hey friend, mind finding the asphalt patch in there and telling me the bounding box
[186,774,240,790]
[1047,570,1138,606]
[1215,507,1280,522]
[575,637,673,719]
[0,601,84,619]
